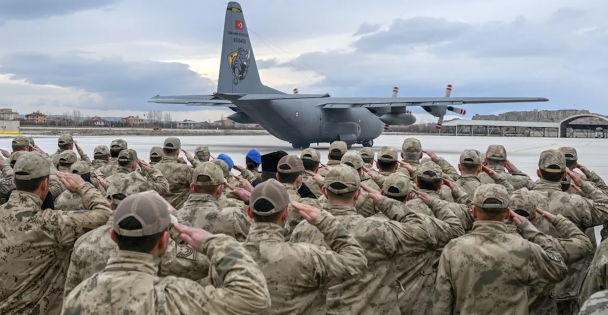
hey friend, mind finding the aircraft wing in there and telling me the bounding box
[317,97,549,108]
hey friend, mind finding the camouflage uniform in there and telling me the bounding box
[105,150,170,198]
[456,149,515,195]
[291,165,461,315]
[211,159,244,202]
[62,193,270,315]
[370,146,402,188]
[155,137,193,209]
[0,153,111,315]
[149,146,163,166]
[91,145,110,171]
[0,153,17,203]
[55,161,92,210]
[185,146,210,168]
[301,148,323,198]
[50,134,92,167]
[175,162,251,242]
[580,239,608,306]
[478,144,535,190]
[397,138,422,177]
[579,290,608,315]
[434,184,568,315]
[96,139,127,177]
[244,179,366,315]
[56,150,77,171]
[318,141,347,177]
[360,147,376,170]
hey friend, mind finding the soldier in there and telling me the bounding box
[406,162,453,215]
[434,184,568,315]
[11,135,31,153]
[0,153,111,314]
[97,139,128,177]
[456,149,514,196]
[149,146,163,165]
[360,147,375,170]
[105,149,169,198]
[559,147,608,194]
[579,290,608,315]
[91,145,110,171]
[62,193,271,314]
[211,159,246,206]
[243,179,366,315]
[155,137,193,209]
[580,238,608,305]
[291,165,459,315]
[57,150,78,171]
[478,144,535,190]
[55,161,94,210]
[367,146,401,188]
[398,138,423,176]
[318,141,347,177]
[175,162,250,241]
[300,148,323,198]
[50,134,91,166]
[234,149,262,183]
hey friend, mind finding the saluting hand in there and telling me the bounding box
[181,149,193,161]
[422,150,439,162]
[571,183,586,197]
[509,209,529,226]
[138,159,151,169]
[363,166,378,179]
[576,163,591,177]
[292,201,321,224]
[74,143,85,157]
[361,183,382,203]
[442,179,458,191]
[398,161,414,173]
[0,149,9,158]
[235,175,253,192]
[536,208,556,223]
[233,165,245,172]
[93,172,106,188]
[566,169,584,187]
[226,182,251,202]
[481,165,500,180]
[504,160,520,174]
[57,172,85,192]
[174,223,213,249]
[412,189,431,205]
[306,170,324,184]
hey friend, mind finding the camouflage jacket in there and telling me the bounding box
[63,218,211,299]
[0,165,15,203]
[219,194,247,209]
[224,174,244,201]
[175,193,251,242]
[457,173,515,196]
[155,156,193,209]
[90,159,108,172]
[62,235,271,315]
[434,221,568,315]
[243,213,366,315]
[579,290,608,315]
[580,239,608,305]
[317,160,341,177]
[478,165,535,190]
[55,190,84,210]
[371,171,396,189]
[281,183,320,239]
[0,184,111,315]
[95,157,119,178]
[317,188,376,218]
[105,166,170,197]
[239,168,260,183]
[50,150,92,168]
[302,173,323,198]
[291,198,454,315]
[434,157,460,181]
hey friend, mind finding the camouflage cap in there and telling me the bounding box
[277,155,304,174]
[113,192,172,237]
[324,165,360,194]
[9,151,27,167]
[149,146,163,157]
[211,159,230,177]
[415,161,443,180]
[58,150,77,164]
[341,151,364,170]
[12,135,30,147]
[402,138,422,153]
[71,161,91,175]
[110,139,128,150]
[329,141,348,156]
[195,146,210,158]
[383,173,412,197]
[510,188,537,218]
[359,147,375,160]
[300,148,321,162]
[460,149,482,165]
[192,162,225,186]
[250,179,291,216]
[58,133,74,145]
[163,137,181,150]
[539,149,566,173]
[486,145,507,161]
[472,184,510,209]
[558,147,578,161]
[378,146,398,162]
[118,149,138,163]
[94,145,110,157]
[28,137,35,146]
[14,152,51,180]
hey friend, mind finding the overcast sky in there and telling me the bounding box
[0,0,605,123]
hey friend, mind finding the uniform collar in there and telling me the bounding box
[379,171,394,176]
[117,166,134,174]
[419,188,441,198]
[160,156,178,163]
[326,204,358,216]
[104,251,160,276]
[327,160,341,166]
[486,164,506,173]
[246,223,285,243]
[9,191,43,210]
[533,179,561,191]
[185,193,219,206]
[471,221,508,234]
[459,174,481,181]
[283,183,299,193]
[92,159,108,166]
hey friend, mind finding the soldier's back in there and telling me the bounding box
[155,157,192,208]
[55,190,84,210]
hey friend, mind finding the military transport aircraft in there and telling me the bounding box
[150,2,548,149]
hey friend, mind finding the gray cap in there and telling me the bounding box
[486,145,507,161]
[58,133,74,145]
[472,184,510,209]
[402,138,422,153]
[341,151,364,170]
[118,149,138,163]
[378,146,398,162]
[71,161,91,175]
[211,159,230,177]
[192,162,225,186]
[150,146,163,157]
[558,147,578,161]
[94,145,110,157]
[539,149,566,173]
[329,141,348,156]
[14,152,51,180]
[250,179,291,216]
[12,135,30,147]
[113,192,172,237]
[360,147,375,160]
[277,155,304,173]
[58,151,77,164]
[164,137,181,150]
[324,165,360,194]
[510,188,538,218]
[460,149,482,165]
[383,173,412,197]
[111,139,128,150]
[300,148,321,163]
[415,161,443,180]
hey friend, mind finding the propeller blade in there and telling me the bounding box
[406,110,412,114]
[436,116,445,129]
[392,87,399,98]
[447,106,466,115]
[444,84,452,97]
[384,124,389,132]
[293,88,299,94]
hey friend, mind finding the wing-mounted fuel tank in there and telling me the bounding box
[227,112,256,124]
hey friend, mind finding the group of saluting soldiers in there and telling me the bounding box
[0,133,608,315]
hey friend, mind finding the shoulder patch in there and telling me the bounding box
[546,251,564,264]
[176,243,198,261]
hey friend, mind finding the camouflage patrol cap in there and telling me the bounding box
[300,148,321,162]
[94,145,110,157]
[12,135,30,147]
[415,161,443,180]
[195,146,210,158]
[324,165,360,194]
[383,173,412,197]
[460,149,482,165]
[510,189,537,218]
[58,150,77,164]
[118,149,138,163]
[110,139,128,150]
[341,151,364,170]
[472,184,510,210]
[539,149,566,173]
[558,147,578,161]
[192,162,225,186]
[28,137,35,147]
[149,146,163,157]
[402,138,422,153]
[486,145,507,161]
[250,179,291,216]
[163,137,181,150]
[113,192,172,237]
[58,133,74,145]
[277,155,304,173]
[9,151,27,168]
[71,161,91,175]
[14,152,51,180]
[329,141,348,156]
[378,146,398,162]
[211,159,230,177]
[360,148,375,160]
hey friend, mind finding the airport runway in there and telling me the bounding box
[6,134,608,179]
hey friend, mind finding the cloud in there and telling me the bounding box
[0,52,215,110]
[353,22,381,36]
[257,58,280,70]
[0,0,120,21]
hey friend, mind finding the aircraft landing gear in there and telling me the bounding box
[362,140,374,148]
[346,143,352,149]
[291,143,310,149]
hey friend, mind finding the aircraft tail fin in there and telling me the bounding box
[218,2,282,94]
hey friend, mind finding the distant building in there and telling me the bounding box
[50,117,74,126]
[177,119,202,129]
[213,118,259,129]
[88,116,108,126]
[25,111,47,123]
[122,116,143,126]
[0,108,19,120]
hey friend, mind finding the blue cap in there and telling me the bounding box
[217,154,234,170]
[246,149,262,164]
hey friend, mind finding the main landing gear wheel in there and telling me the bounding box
[291,143,310,149]
[362,140,374,148]
[346,143,352,149]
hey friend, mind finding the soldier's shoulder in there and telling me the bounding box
[580,290,608,315]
